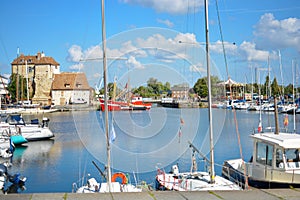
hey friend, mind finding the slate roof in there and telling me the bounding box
[11,52,59,66]
[52,72,90,90]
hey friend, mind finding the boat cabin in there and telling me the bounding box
[249,132,300,182]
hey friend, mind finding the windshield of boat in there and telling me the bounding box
[284,149,300,169]
[6,114,25,125]
[285,149,300,162]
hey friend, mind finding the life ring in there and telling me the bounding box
[111,172,127,184]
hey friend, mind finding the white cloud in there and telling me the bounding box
[69,63,84,70]
[66,32,204,73]
[239,41,269,61]
[157,19,174,28]
[67,45,83,62]
[210,40,238,55]
[254,13,300,52]
[120,0,203,14]
[189,63,205,74]
[126,56,144,69]
[83,45,102,60]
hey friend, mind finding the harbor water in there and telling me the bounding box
[7,107,300,193]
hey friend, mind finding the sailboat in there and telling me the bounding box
[155,0,241,191]
[73,0,141,193]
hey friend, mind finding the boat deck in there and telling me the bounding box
[2,188,300,200]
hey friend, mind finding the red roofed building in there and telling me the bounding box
[51,72,91,106]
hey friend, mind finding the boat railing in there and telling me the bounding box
[280,161,300,170]
[252,126,291,134]
[221,161,247,189]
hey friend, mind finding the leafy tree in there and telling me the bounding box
[284,84,294,96]
[263,75,271,97]
[7,74,28,103]
[193,77,207,98]
[271,77,280,97]
[193,76,221,98]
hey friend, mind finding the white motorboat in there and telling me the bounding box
[3,114,54,141]
[19,118,54,141]
[222,99,300,188]
[222,131,300,188]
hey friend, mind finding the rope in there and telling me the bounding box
[215,0,249,189]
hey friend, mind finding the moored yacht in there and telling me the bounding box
[222,130,300,188]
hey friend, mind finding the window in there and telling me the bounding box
[76,83,82,88]
[65,84,70,88]
[285,149,300,162]
[276,149,283,168]
[256,142,273,166]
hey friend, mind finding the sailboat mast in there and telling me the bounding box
[101,0,112,189]
[204,0,215,184]
[25,60,29,102]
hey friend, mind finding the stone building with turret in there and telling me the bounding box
[11,52,60,105]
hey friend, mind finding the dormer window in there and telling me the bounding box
[65,84,70,88]
[76,83,82,88]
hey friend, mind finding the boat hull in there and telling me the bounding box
[21,127,54,141]
[10,135,28,145]
[222,160,300,189]
[155,170,241,191]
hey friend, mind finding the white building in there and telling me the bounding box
[51,72,90,106]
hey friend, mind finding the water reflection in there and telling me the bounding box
[12,140,55,168]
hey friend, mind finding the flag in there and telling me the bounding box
[109,123,116,143]
[258,121,262,133]
[180,117,184,125]
[178,127,182,143]
[284,115,289,127]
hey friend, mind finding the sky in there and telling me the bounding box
[0,0,300,89]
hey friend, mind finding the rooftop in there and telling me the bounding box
[251,132,300,149]
[11,52,59,66]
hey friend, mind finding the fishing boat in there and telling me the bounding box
[155,0,241,191]
[99,96,151,111]
[222,98,300,188]
[73,0,142,193]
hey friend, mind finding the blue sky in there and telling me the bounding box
[1,0,300,89]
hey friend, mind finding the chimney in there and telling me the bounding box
[37,52,41,60]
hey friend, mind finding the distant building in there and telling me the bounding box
[51,72,90,106]
[0,74,9,105]
[171,86,189,100]
[11,52,60,105]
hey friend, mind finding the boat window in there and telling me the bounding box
[256,142,273,166]
[285,149,300,169]
[275,149,283,168]
[285,149,300,162]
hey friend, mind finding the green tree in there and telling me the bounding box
[7,74,28,103]
[284,84,294,96]
[193,77,207,98]
[263,75,271,97]
[271,77,280,97]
